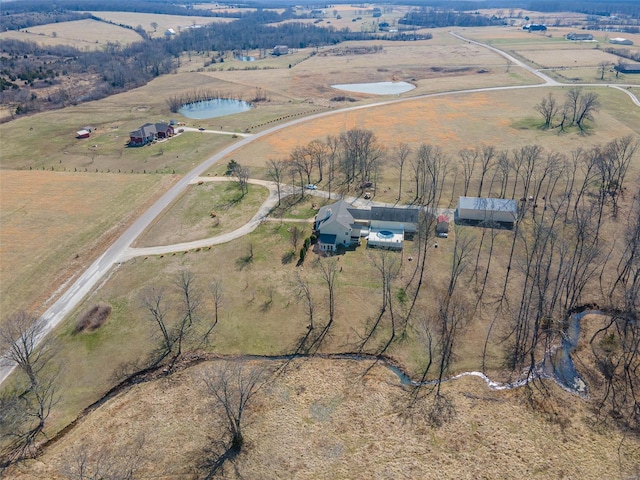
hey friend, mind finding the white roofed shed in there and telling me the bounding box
[457,196,517,226]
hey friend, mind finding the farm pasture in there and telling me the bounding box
[11,358,640,480]
[1,21,640,476]
[0,19,143,50]
[89,11,235,38]
[211,87,640,206]
[0,170,175,326]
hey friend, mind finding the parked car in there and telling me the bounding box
[198,127,205,131]
[305,184,318,190]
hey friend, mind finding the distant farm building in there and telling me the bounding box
[76,129,91,139]
[315,199,419,252]
[610,37,633,45]
[566,32,594,41]
[272,45,289,56]
[523,24,547,31]
[456,196,517,227]
[164,28,176,37]
[128,122,174,147]
[615,63,640,74]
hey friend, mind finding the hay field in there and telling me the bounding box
[214,87,640,206]
[89,11,235,38]
[11,358,640,479]
[0,170,175,324]
[0,19,142,50]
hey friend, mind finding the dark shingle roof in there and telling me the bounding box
[370,206,419,224]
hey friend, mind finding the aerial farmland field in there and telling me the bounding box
[1,2,640,478]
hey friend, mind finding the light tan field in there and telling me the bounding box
[9,358,640,479]
[0,170,175,323]
[213,87,640,205]
[0,19,142,50]
[89,11,235,38]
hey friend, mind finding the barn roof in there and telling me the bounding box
[458,196,517,213]
[371,206,420,224]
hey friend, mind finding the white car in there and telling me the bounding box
[305,184,318,190]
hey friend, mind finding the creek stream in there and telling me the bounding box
[240,308,597,395]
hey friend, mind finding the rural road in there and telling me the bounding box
[1,33,638,386]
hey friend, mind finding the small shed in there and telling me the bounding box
[610,37,633,45]
[76,129,91,139]
[273,45,289,56]
[457,196,517,227]
[566,33,594,41]
[436,214,449,237]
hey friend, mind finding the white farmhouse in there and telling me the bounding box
[315,200,420,252]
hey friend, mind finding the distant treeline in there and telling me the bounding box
[168,20,372,53]
[0,11,93,31]
[527,1,640,18]
[604,47,640,63]
[399,9,506,28]
[0,0,240,23]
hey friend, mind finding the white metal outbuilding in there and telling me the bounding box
[456,196,517,226]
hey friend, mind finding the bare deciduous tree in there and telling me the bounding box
[266,158,285,206]
[0,312,59,466]
[201,362,270,477]
[234,164,250,197]
[394,142,411,202]
[535,92,559,129]
[459,148,477,197]
[141,271,210,368]
[60,435,146,480]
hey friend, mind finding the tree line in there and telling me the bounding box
[399,8,507,28]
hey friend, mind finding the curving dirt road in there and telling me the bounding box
[1,33,638,386]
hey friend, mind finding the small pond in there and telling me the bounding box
[178,98,253,120]
[235,55,255,62]
[331,81,415,95]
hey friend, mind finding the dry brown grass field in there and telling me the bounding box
[89,11,234,38]
[7,359,640,479]
[214,87,640,207]
[0,170,176,326]
[0,19,143,50]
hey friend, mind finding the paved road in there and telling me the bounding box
[1,32,638,386]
